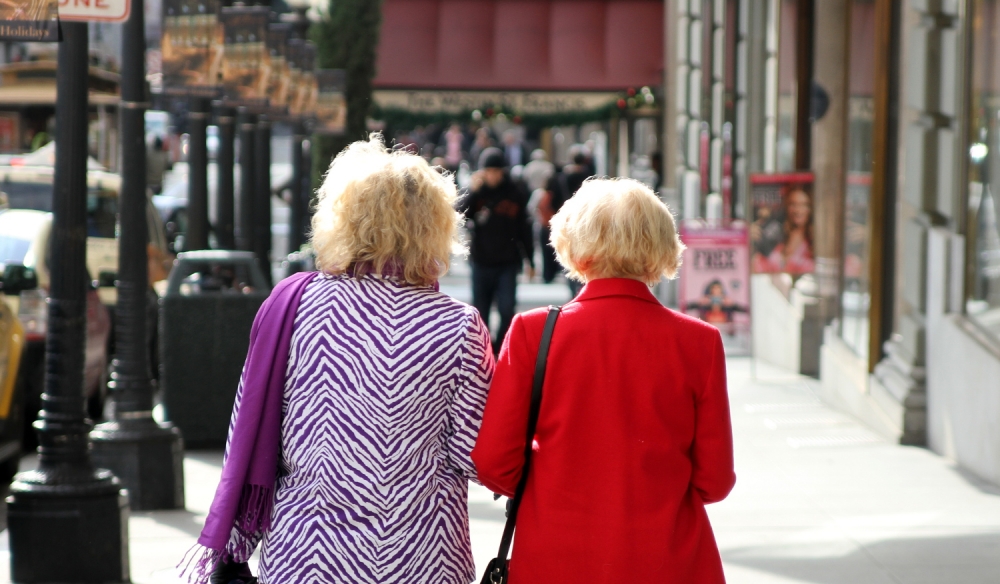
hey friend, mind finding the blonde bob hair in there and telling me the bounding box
[310,134,464,286]
[549,178,684,285]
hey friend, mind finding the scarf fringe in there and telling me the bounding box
[236,483,274,534]
[177,544,226,584]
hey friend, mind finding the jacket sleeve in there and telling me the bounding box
[472,313,536,497]
[691,331,736,504]
[444,310,495,481]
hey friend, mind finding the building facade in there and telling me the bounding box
[666,0,1000,485]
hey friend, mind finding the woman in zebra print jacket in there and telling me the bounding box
[474,178,737,583]
[186,135,494,583]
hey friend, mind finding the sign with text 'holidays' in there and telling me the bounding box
[0,0,57,41]
[59,0,129,22]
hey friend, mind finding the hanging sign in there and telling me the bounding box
[161,0,223,96]
[59,0,129,22]
[315,69,346,135]
[0,0,58,41]
[679,225,751,353]
[219,5,269,108]
[749,172,816,275]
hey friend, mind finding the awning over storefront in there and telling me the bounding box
[374,0,664,93]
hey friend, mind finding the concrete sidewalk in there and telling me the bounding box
[1,357,998,583]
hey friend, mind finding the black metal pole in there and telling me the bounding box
[237,108,256,253]
[7,22,130,583]
[90,0,185,512]
[187,98,210,250]
[215,102,236,249]
[255,115,272,285]
[288,120,305,254]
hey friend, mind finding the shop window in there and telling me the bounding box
[968,0,1000,340]
[839,0,876,358]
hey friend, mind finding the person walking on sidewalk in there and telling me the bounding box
[461,147,535,351]
[473,178,736,584]
[182,135,495,584]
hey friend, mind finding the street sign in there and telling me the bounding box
[59,0,130,24]
[0,0,58,41]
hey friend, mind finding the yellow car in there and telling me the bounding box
[0,263,38,483]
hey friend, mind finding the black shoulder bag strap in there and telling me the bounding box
[481,305,562,584]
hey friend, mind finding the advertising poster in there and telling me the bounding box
[315,69,346,135]
[679,226,751,352]
[219,5,270,108]
[287,40,316,116]
[0,0,57,41]
[266,23,291,114]
[285,38,304,116]
[161,0,223,96]
[749,172,816,275]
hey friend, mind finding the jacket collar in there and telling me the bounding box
[572,277,660,306]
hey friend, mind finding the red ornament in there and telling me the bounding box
[617,98,627,109]
[486,108,494,117]
[627,87,636,97]
[513,115,522,124]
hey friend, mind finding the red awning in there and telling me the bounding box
[375,0,664,92]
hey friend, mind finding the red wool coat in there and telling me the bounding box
[472,278,736,584]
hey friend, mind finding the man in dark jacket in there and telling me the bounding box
[461,147,535,350]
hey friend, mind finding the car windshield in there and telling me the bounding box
[0,235,31,264]
[1,180,118,238]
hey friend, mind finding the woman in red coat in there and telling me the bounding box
[472,178,736,584]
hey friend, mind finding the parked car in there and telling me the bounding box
[0,210,112,441]
[0,263,37,482]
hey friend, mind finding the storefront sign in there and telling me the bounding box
[749,172,816,275]
[219,5,269,108]
[315,69,346,135]
[373,90,618,115]
[0,0,58,41]
[161,0,223,96]
[679,226,751,351]
[59,0,129,22]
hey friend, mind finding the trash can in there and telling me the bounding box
[159,251,271,448]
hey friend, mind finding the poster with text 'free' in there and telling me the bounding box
[679,226,751,354]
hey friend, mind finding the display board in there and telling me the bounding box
[219,5,270,109]
[161,0,224,97]
[679,225,751,353]
[749,172,816,275]
[0,0,57,41]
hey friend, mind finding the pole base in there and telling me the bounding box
[91,419,185,511]
[7,476,129,583]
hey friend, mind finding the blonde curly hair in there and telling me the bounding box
[550,178,684,285]
[310,134,464,286]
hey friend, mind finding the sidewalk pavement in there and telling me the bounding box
[1,357,998,583]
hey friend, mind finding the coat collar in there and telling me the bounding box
[571,277,661,306]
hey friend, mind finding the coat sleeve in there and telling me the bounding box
[471,313,536,497]
[691,331,736,504]
[443,310,495,481]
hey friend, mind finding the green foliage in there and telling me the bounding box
[310,0,383,184]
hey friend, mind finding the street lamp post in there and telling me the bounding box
[237,108,257,254]
[6,22,130,582]
[215,102,237,249]
[90,0,185,512]
[187,97,211,251]
[254,114,272,286]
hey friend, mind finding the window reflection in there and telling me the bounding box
[968,0,1000,339]
[839,0,876,358]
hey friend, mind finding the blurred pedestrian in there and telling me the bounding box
[547,148,593,292]
[445,123,465,168]
[184,135,494,584]
[522,149,554,192]
[147,136,168,194]
[469,127,494,166]
[503,128,525,167]
[461,147,535,351]
[473,178,735,584]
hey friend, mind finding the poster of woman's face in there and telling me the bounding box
[749,173,816,275]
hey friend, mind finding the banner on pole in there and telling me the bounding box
[0,0,58,41]
[679,226,751,353]
[161,0,223,96]
[315,69,346,135]
[266,23,291,115]
[749,172,816,275]
[219,5,270,108]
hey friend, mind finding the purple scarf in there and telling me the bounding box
[180,270,318,581]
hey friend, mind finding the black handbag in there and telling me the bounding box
[209,559,258,584]
[480,305,561,584]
